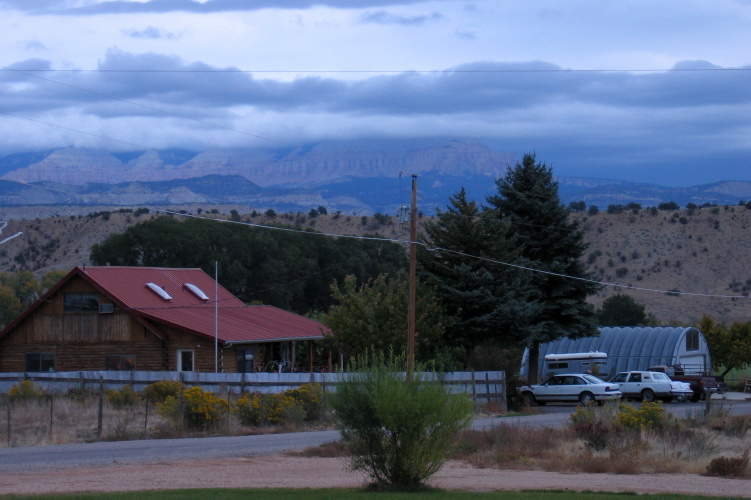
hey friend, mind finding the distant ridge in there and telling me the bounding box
[1,139,750,214]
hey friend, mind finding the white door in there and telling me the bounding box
[177,349,194,372]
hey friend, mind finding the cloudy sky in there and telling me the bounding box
[1,0,750,186]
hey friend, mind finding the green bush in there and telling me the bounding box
[331,351,473,490]
[144,380,185,403]
[106,385,140,408]
[8,380,45,401]
[569,404,620,451]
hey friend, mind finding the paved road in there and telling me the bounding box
[2,398,748,473]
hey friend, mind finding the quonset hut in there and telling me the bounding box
[520,326,711,381]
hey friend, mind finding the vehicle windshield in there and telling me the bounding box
[581,374,605,384]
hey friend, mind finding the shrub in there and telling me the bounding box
[157,386,228,430]
[144,380,185,403]
[617,401,670,430]
[706,451,749,477]
[107,385,140,408]
[234,392,300,426]
[569,404,620,451]
[284,383,323,421]
[8,380,45,401]
[331,351,473,490]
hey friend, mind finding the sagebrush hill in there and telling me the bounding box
[1,204,750,326]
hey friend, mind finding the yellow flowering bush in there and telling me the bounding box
[144,380,185,403]
[235,392,301,426]
[284,383,323,421]
[616,401,669,430]
[157,386,229,430]
[8,380,45,401]
[106,384,140,408]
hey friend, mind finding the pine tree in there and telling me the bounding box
[418,188,538,362]
[487,154,599,383]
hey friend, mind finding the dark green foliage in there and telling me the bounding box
[597,294,647,326]
[486,153,599,382]
[323,275,453,365]
[588,205,599,215]
[331,352,473,490]
[90,216,406,314]
[607,204,624,214]
[418,188,538,357]
[568,200,586,212]
[658,201,680,210]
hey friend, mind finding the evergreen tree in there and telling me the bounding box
[417,188,538,361]
[487,153,599,383]
[597,294,647,326]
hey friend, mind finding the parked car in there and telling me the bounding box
[609,371,693,403]
[647,365,722,402]
[519,373,622,406]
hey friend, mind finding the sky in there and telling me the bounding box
[1,0,750,186]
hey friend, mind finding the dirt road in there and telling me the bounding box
[1,455,749,498]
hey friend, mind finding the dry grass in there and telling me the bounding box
[0,389,325,447]
[446,402,751,476]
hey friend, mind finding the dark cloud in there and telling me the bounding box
[4,55,750,117]
[11,0,450,15]
[2,52,749,184]
[122,26,179,40]
[359,10,443,25]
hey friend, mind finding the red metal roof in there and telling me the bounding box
[77,266,326,344]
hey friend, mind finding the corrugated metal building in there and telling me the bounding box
[521,326,711,381]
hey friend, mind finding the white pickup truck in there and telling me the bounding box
[609,370,694,402]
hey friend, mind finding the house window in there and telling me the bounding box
[686,330,700,351]
[236,348,254,373]
[106,355,137,371]
[177,350,194,372]
[64,293,99,312]
[26,352,55,372]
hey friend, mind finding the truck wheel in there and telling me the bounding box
[641,388,655,402]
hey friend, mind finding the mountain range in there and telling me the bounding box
[2,139,750,215]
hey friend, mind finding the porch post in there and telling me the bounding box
[308,340,314,373]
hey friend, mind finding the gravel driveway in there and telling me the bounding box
[1,455,750,497]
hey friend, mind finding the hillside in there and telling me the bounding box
[1,204,750,326]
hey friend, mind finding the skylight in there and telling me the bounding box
[146,282,172,301]
[184,283,210,301]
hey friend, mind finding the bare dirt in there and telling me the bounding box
[1,455,750,497]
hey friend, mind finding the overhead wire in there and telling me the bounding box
[158,210,751,302]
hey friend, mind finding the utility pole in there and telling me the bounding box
[407,175,417,379]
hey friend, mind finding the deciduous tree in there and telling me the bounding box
[323,274,452,365]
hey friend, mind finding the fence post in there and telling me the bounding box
[49,395,54,441]
[97,376,104,438]
[471,370,477,408]
[144,395,149,436]
[484,372,491,409]
[6,398,10,446]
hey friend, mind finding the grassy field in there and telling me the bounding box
[0,489,742,500]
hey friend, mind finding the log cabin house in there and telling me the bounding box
[0,266,327,373]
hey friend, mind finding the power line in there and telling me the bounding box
[3,67,751,74]
[160,210,751,301]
